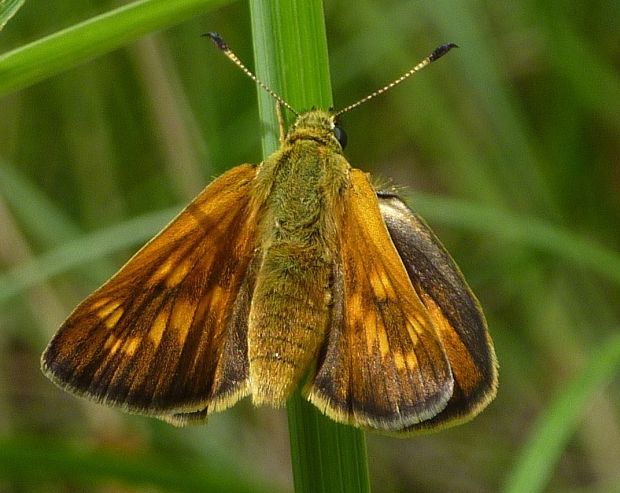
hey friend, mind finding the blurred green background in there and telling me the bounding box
[1,0,619,492]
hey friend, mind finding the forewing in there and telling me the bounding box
[378,193,498,431]
[42,164,260,423]
[307,169,453,432]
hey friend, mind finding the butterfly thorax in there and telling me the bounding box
[248,109,351,406]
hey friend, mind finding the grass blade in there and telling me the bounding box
[0,0,25,31]
[0,0,230,96]
[503,333,620,493]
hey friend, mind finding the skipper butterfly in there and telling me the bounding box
[42,34,497,433]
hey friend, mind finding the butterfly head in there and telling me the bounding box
[287,110,348,151]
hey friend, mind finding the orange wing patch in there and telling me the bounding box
[307,169,453,431]
[42,165,260,423]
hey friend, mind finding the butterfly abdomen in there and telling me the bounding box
[248,245,332,406]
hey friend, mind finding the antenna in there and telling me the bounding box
[333,43,458,117]
[205,32,299,117]
[206,33,457,120]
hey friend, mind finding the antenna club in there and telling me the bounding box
[205,32,299,117]
[429,43,459,62]
[204,32,228,51]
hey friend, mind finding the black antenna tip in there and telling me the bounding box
[429,42,458,62]
[204,32,228,51]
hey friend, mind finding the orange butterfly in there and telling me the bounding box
[42,34,497,433]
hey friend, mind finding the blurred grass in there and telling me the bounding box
[0,0,25,31]
[1,0,619,492]
[0,0,230,95]
[0,436,282,493]
[504,333,620,493]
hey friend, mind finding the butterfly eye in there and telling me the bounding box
[333,124,347,149]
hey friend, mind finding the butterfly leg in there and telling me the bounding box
[276,102,286,144]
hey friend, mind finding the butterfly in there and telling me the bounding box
[41,34,497,433]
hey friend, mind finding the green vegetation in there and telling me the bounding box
[1,0,619,491]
